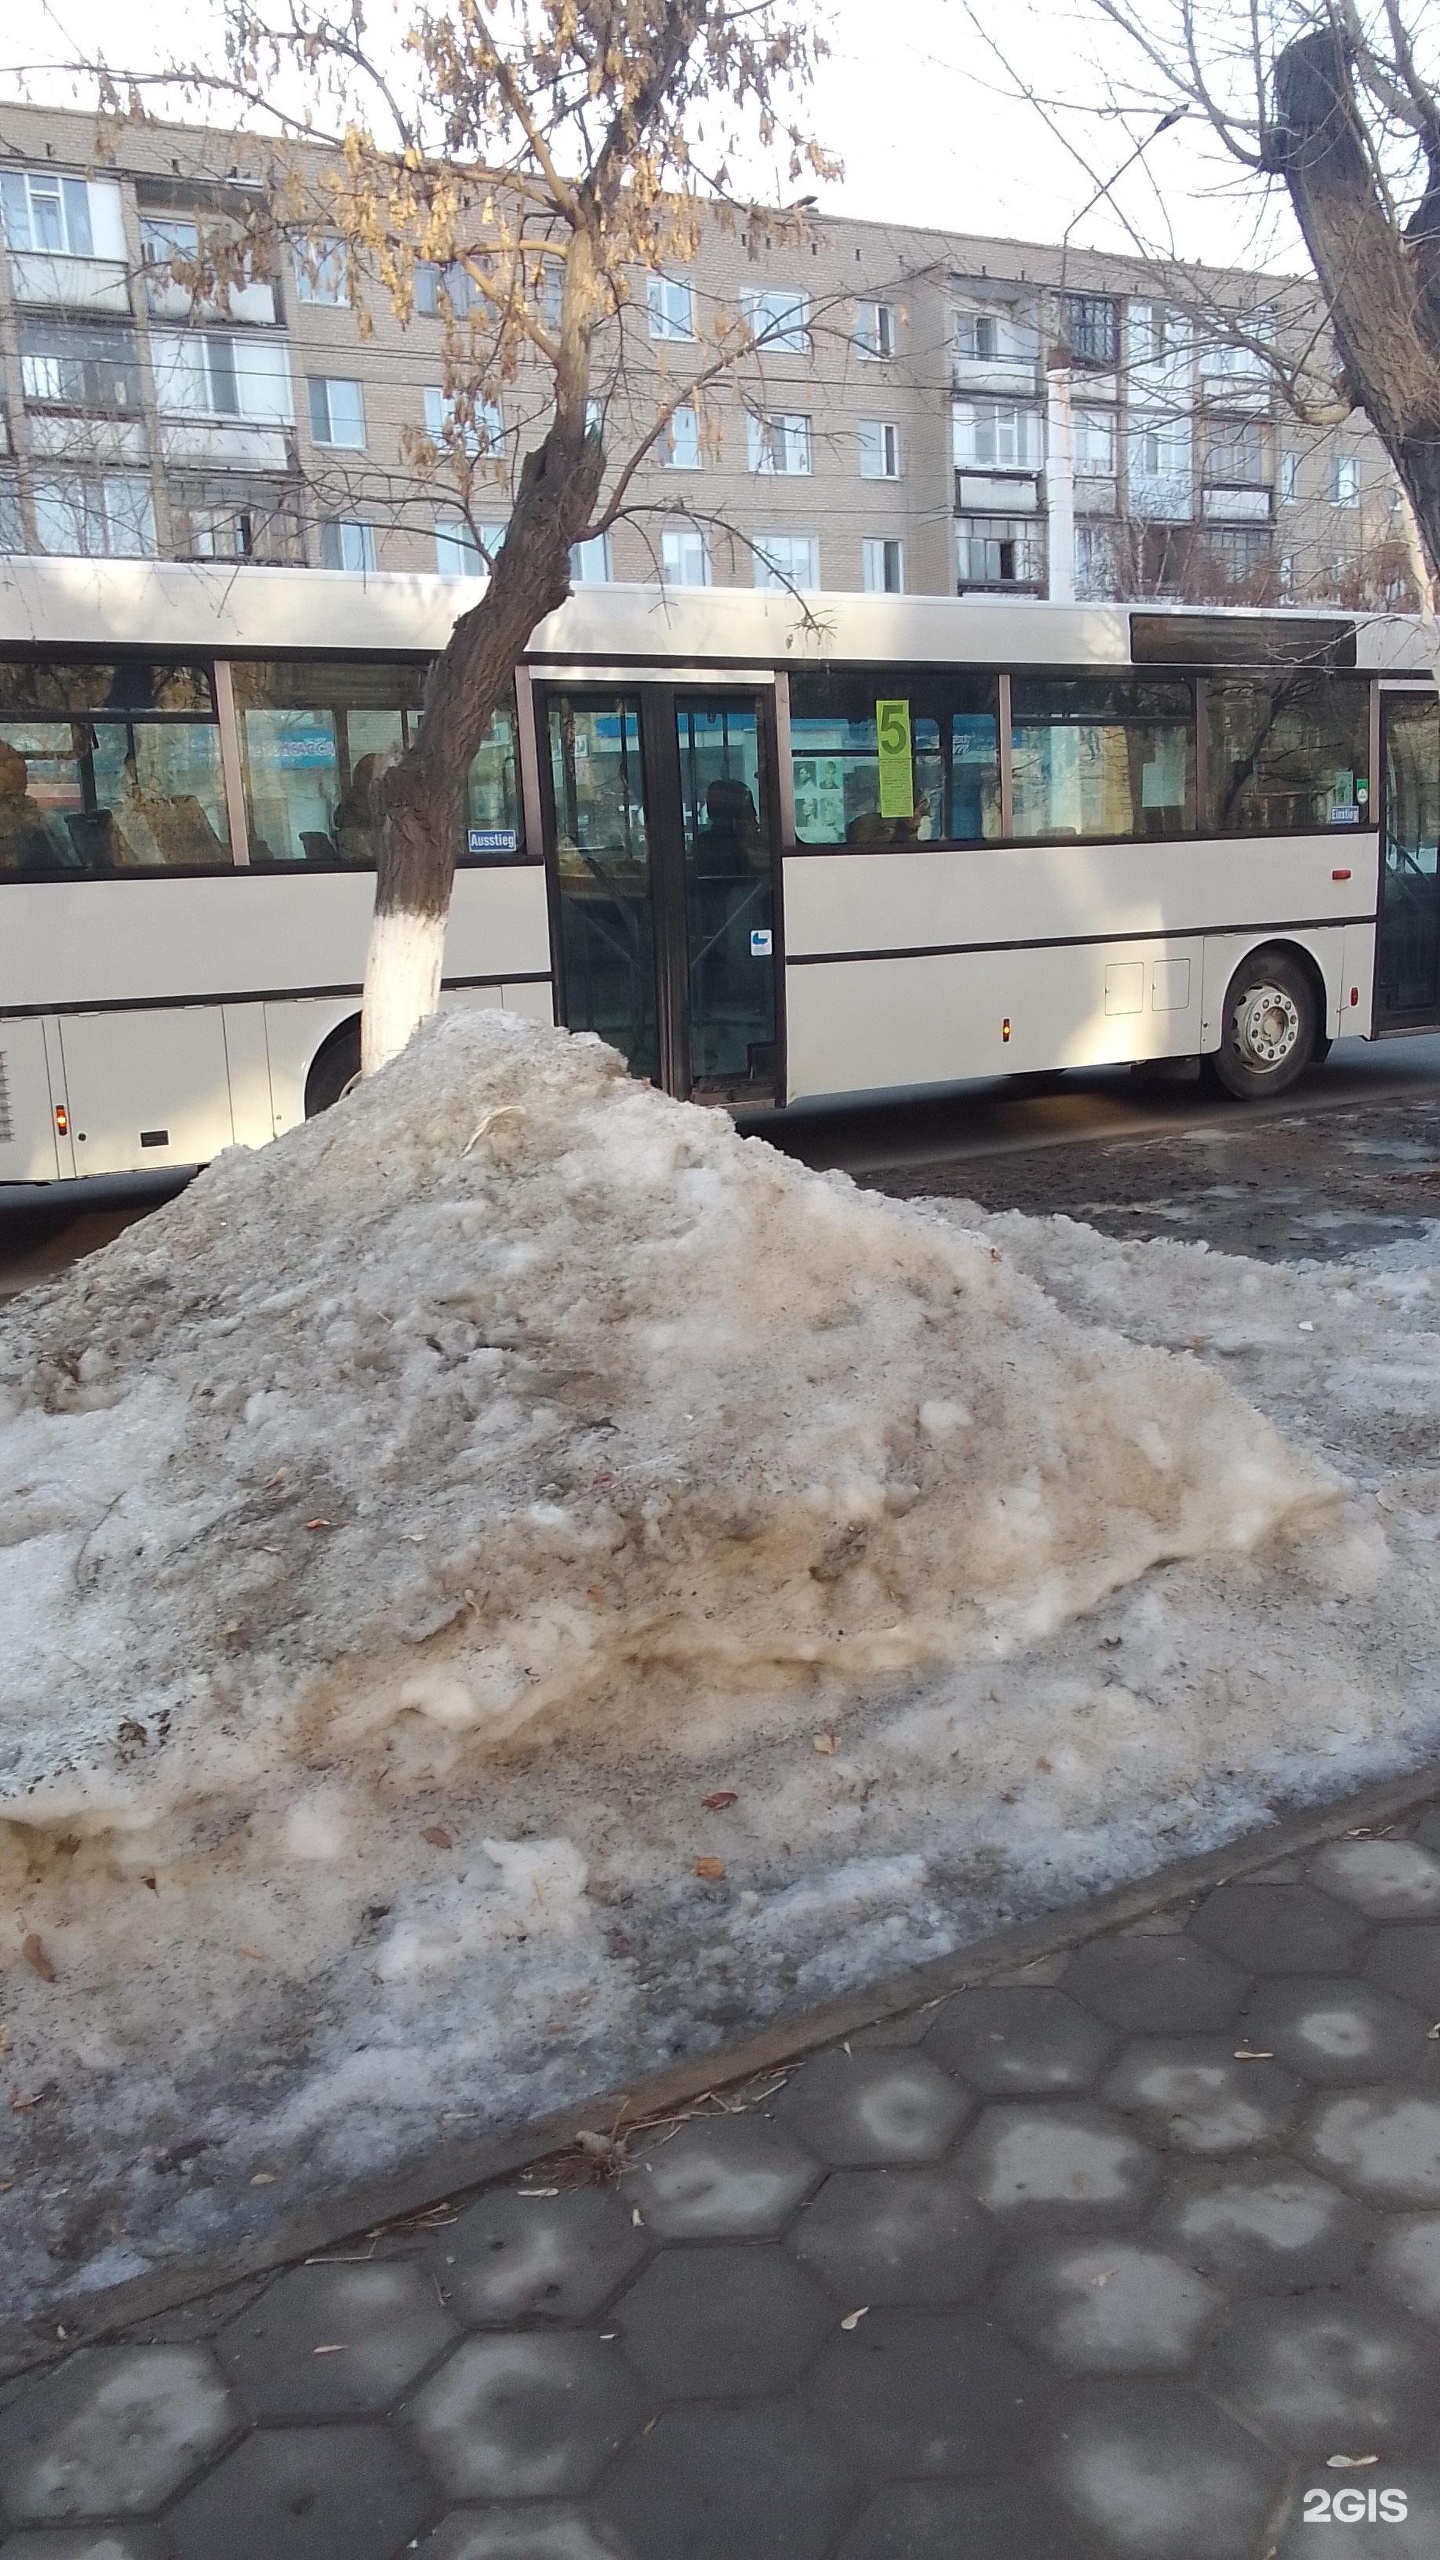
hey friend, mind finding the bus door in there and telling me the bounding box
[537,682,781,1104]
[1377,692,1440,1026]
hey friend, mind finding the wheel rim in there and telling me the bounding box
[1232,980,1301,1071]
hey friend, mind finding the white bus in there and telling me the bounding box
[0,558,1435,1182]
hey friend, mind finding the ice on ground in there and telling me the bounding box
[0,1012,1434,2323]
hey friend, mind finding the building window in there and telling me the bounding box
[747,412,812,475]
[20,322,142,413]
[647,274,695,341]
[954,312,999,361]
[308,377,366,449]
[1011,677,1196,840]
[1073,407,1117,478]
[171,477,303,563]
[862,537,904,593]
[661,525,711,587]
[742,288,810,353]
[661,404,702,469]
[1130,300,1182,365]
[956,516,1042,588]
[0,169,97,258]
[1202,526,1273,589]
[538,261,564,331]
[1062,293,1118,367]
[1331,453,1360,507]
[1074,523,1122,599]
[423,385,503,457]
[952,400,1042,470]
[1279,449,1300,503]
[139,214,199,271]
[293,237,350,307]
[415,261,479,318]
[752,532,819,591]
[319,519,376,572]
[32,474,157,559]
[435,519,506,575]
[789,667,999,844]
[858,420,901,480]
[1203,420,1268,487]
[0,477,23,553]
[855,300,895,360]
[151,332,294,425]
[570,531,612,583]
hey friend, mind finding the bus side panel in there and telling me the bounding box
[1343,923,1377,1037]
[440,981,556,1027]
[222,1003,278,1151]
[56,1009,234,1175]
[1198,926,1349,1052]
[445,866,554,978]
[783,939,1205,1101]
[262,997,366,1138]
[0,1016,62,1182]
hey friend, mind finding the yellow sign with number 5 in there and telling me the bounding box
[875,698,913,821]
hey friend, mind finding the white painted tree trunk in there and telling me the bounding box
[360,906,448,1076]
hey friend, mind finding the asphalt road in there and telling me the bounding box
[5,1033,1440,1300]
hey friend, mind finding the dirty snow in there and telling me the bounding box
[1,1011,1438,2324]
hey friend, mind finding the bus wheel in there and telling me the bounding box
[304,1018,362,1117]
[1208,950,1318,1101]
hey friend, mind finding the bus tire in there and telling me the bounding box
[304,1017,362,1117]
[1207,949,1319,1101]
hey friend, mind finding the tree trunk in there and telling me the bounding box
[1272,30,1440,587]
[360,423,605,1074]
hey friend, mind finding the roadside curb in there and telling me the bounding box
[6,1753,1439,2385]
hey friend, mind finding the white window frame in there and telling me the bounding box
[570,530,613,584]
[661,524,711,587]
[1073,407,1117,478]
[661,404,702,470]
[1331,453,1360,508]
[319,518,376,572]
[747,411,812,476]
[0,169,124,261]
[952,400,1042,471]
[1279,449,1300,503]
[751,531,819,591]
[741,288,811,354]
[423,385,504,459]
[293,236,350,307]
[861,536,904,593]
[855,300,895,361]
[32,472,157,559]
[858,420,901,481]
[435,518,507,576]
[308,376,366,449]
[647,274,695,342]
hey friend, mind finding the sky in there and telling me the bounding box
[11,0,1306,280]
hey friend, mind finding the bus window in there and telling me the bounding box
[231,659,523,866]
[788,668,999,847]
[1010,676,1195,841]
[0,659,230,874]
[1206,674,1371,834]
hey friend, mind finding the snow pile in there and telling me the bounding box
[0,1014,1394,2319]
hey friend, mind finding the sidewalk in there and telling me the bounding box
[4,1783,1440,2560]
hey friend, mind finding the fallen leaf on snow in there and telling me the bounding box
[305,1518,333,1532]
[1090,2270,1114,2286]
[702,1791,738,1812]
[1035,1756,1053,1773]
[422,1826,454,1849]
[693,1857,726,1881]
[235,1945,263,1961]
[21,1934,55,1983]
[840,2307,870,2330]
[812,1733,837,1756]
[10,2085,57,2113]
[1326,2454,1379,2468]
[1233,2050,1274,2061]
[518,2187,560,2200]
[312,2344,346,2355]
[250,2172,278,2187]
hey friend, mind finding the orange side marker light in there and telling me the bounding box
[1001,1018,1011,1044]
[54,1104,68,1138]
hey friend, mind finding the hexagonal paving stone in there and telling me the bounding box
[1102,2037,1303,2154]
[418,2511,634,2559]
[430,2188,649,2326]
[596,2404,859,2560]
[771,2049,970,2166]
[619,2115,819,2239]
[1188,1884,1369,1975]
[1370,2216,1440,2327]
[1239,1976,1430,2083]
[1152,2163,1372,2292]
[998,2240,1220,2373]
[1061,1935,1248,2034]
[787,2166,999,2306]
[922,1987,1117,2097]
[802,2308,1052,2474]
[1045,2377,1285,2560]
[0,2535,166,2560]
[406,2334,645,2501]
[957,2102,1161,2226]
[217,2260,458,2420]
[1304,2089,1440,2207]
[613,2245,832,2397]
[1363,1925,1440,2017]
[0,2347,236,2525]
[168,2423,432,2560]
[1204,2293,1440,2454]
[1309,1839,1440,1919]
[836,2478,1098,2559]
[1275,2459,1440,2557]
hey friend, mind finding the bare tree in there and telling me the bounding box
[1037,0,1440,634]
[59,3,841,1069]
